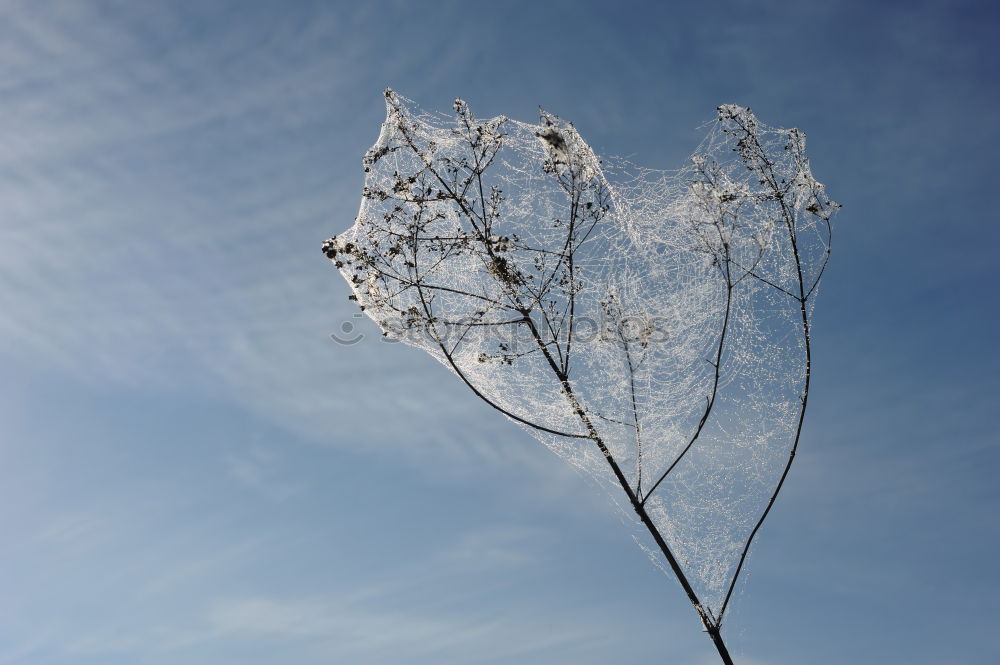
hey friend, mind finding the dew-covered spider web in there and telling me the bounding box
[324,90,837,619]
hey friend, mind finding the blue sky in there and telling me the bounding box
[1,1,997,663]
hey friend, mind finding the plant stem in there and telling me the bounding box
[519,311,734,663]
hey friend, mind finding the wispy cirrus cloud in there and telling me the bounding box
[66,593,617,665]
[53,521,625,665]
[223,444,302,501]
[0,1,546,473]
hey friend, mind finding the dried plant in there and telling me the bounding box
[324,90,838,663]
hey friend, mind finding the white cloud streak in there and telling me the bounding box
[0,1,554,475]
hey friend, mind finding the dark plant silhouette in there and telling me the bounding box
[324,90,838,663]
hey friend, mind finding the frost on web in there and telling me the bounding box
[324,90,837,618]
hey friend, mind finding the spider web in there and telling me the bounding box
[324,91,837,616]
